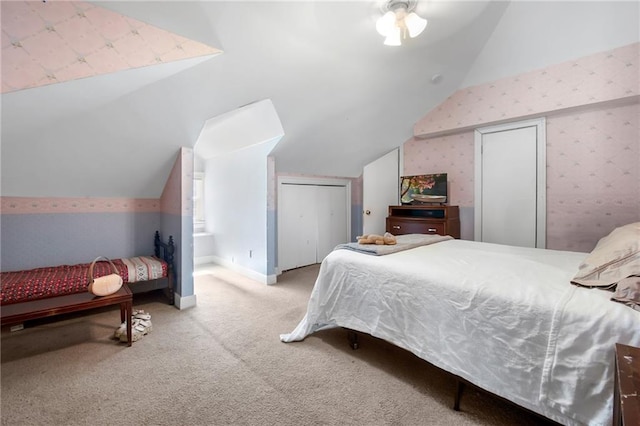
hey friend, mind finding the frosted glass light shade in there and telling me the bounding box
[383,27,402,46]
[376,11,396,36]
[405,12,427,38]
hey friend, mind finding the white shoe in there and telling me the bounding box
[119,320,151,343]
[134,312,151,321]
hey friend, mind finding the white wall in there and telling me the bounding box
[204,139,278,284]
[194,98,284,282]
[196,99,284,159]
[462,1,640,88]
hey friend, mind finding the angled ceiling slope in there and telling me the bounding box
[1,0,222,93]
[195,99,285,160]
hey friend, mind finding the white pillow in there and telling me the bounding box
[571,222,640,288]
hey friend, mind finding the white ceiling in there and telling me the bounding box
[1,1,638,198]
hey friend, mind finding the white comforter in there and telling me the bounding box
[280,239,640,426]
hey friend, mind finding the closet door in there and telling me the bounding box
[279,184,318,271]
[278,180,350,272]
[316,185,348,261]
[474,119,546,248]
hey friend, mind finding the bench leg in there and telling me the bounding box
[121,300,133,347]
[127,301,132,347]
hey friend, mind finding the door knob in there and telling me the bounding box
[365,210,371,215]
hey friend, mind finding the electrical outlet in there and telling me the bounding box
[249,250,253,258]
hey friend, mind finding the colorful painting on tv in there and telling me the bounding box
[400,173,448,204]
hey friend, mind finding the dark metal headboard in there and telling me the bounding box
[154,230,175,275]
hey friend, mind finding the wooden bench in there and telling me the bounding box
[1,285,133,346]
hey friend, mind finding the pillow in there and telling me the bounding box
[571,222,640,288]
[611,276,640,311]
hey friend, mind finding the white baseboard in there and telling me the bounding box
[174,293,197,310]
[194,255,217,266]
[206,255,277,285]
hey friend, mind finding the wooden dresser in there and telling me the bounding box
[614,343,640,426]
[386,205,460,239]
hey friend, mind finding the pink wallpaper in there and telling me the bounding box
[404,132,474,207]
[1,1,221,93]
[406,44,640,252]
[160,147,193,216]
[0,196,159,214]
[181,147,194,217]
[352,175,363,205]
[546,103,639,251]
[414,43,639,137]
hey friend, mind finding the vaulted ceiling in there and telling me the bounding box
[1,1,638,198]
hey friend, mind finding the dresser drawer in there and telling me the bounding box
[386,219,445,236]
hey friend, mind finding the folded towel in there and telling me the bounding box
[335,233,453,256]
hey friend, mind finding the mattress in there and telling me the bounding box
[281,239,640,425]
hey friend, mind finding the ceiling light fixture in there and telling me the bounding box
[376,0,427,46]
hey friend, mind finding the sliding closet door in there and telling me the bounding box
[316,185,348,261]
[278,179,350,272]
[278,184,318,271]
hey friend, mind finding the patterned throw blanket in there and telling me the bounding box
[0,256,167,305]
[335,233,453,256]
[121,256,166,283]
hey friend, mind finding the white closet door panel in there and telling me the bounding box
[316,186,333,262]
[316,185,347,261]
[279,184,317,270]
[294,185,318,268]
[278,184,297,271]
[481,126,537,247]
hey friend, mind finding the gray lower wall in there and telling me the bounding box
[1,212,161,271]
[160,212,193,298]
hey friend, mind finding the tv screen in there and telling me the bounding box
[400,173,447,204]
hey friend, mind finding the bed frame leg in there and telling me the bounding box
[347,329,359,350]
[454,378,465,411]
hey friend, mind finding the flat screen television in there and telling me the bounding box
[400,173,448,204]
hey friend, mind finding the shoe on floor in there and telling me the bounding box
[119,320,151,343]
[113,317,152,341]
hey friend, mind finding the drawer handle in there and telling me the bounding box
[392,225,401,230]
[428,228,437,233]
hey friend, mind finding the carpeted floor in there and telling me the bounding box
[1,264,555,425]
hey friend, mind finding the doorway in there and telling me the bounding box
[362,149,400,235]
[474,118,546,248]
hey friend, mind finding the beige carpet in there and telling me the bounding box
[1,264,555,425]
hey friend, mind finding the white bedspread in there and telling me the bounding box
[280,239,640,426]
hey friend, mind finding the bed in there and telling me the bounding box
[281,224,640,426]
[1,231,175,328]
